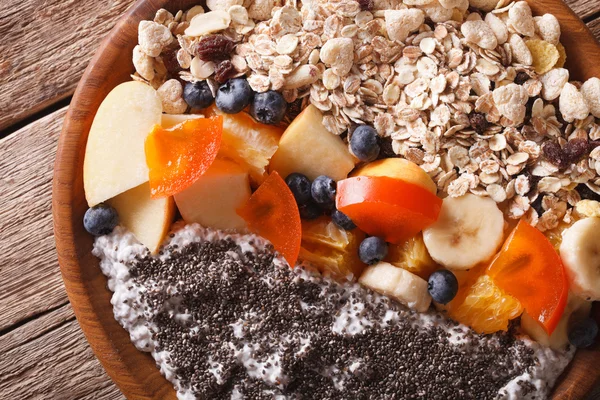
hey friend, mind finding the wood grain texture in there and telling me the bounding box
[0,318,124,400]
[0,108,68,332]
[589,16,600,40]
[564,0,600,20]
[51,1,600,400]
[0,0,132,132]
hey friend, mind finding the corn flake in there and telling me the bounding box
[554,42,567,68]
[525,39,559,74]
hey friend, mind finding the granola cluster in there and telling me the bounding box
[130,0,600,232]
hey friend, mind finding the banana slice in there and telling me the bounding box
[559,217,600,301]
[422,194,505,270]
[521,292,592,350]
[359,262,431,312]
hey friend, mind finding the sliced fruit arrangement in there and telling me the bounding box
[359,261,432,313]
[207,105,283,185]
[422,194,505,271]
[559,217,600,301]
[336,176,442,244]
[385,234,439,280]
[174,158,250,231]
[300,217,366,279]
[237,171,302,268]
[107,183,175,254]
[82,77,596,345]
[269,105,355,181]
[488,220,568,335]
[83,81,162,207]
[145,116,222,198]
[442,273,523,334]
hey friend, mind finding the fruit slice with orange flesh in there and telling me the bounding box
[336,176,442,244]
[300,217,366,279]
[442,273,523,334]
[237,171,301,267]
[487,220,568,335]
[145,116,222,198]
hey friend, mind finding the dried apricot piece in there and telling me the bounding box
[145,116,222,198]
[237,171,301,267]
[488,220,568,335]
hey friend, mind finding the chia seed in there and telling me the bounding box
[119,229,538,400]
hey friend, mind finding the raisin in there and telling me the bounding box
[358,0,373,10]
[286,98,304,121]
[378,138,398,159]
[469,112,488,134]
[196,35,235,62]
[562,138,589,166]
[214,60,236,84]
[161,47,182,76]
[590,140,600,150]
[576,184,600,202]
[514,72,530,85]
[542,141,564,167]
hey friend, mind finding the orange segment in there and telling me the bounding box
[444,274,523,334]
[145,117,222,198]
[385,233,440,280]
[336,176,442,244]
[300,217,366,279]
[237,171,301,267]
[487,220,568,335]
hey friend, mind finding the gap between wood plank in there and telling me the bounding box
[0,97,72,140]
[0,301,70,338]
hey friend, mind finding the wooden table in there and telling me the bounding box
[1,1,599,398]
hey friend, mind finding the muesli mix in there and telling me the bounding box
[82,0,600,398]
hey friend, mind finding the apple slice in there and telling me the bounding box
[161,113,204,128]
[269,105,356,181]
[174,159,251,230]
[84,81,162,206]
[107,182,175,253]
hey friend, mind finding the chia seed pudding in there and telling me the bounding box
[94,224,573,400]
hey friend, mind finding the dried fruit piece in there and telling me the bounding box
[488,220,568,334]
[468,112,488,134]
[358,0,373,10]
[562,138,589,166]
[145,117,223,198]
[214,60,236,83]
[237,171,302,267]
[542,141,564,168]
[196,34,235,62]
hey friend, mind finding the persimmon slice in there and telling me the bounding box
[487,220,568,335]
[336,176,442,244]
[237,171,301,267]
[145,116,222,198]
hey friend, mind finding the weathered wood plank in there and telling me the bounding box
[0,108,68,331]
[588,17,600,41]
[0,318,124,400]
[564,0,600,20]
[0,0,132,131]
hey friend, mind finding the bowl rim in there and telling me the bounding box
[52,0,600,398]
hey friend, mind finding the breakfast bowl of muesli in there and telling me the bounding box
[53,0,600,398]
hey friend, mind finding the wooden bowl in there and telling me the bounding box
[52,1,600,399]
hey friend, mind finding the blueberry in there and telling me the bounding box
[427,270,458,305]
[350,125,380,162]
[331,210,356,231]
[183,81,214,109]
[299,201,322,220]
[83,204,119,236]
[250,90,287,125]
[311,175,336,208]
[285,173,312,206]
[215,78,254,114]
[359,236,388,265]
[568,318,599,348]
